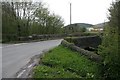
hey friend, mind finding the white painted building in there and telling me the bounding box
[86,27,94,31]
[87,27,103,32]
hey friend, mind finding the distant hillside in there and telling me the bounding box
[93,22,109,28]
[65,23,93,28]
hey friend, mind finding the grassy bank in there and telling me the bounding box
[33,45,100,79]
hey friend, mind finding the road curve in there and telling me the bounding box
[2,39,62,78]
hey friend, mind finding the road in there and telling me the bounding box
[0,44,2,79]
[2,39,62,78]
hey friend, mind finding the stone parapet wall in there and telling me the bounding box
[61,40,102,62]
[64,36,102,48]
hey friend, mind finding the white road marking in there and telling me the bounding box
[28,64,33,68]
[14,44,21,46]
[21,43,27,45]
[2,43,28,48]
[2,45,14,48]
[17,70,26,78]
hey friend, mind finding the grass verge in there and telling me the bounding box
[33,45,100,79]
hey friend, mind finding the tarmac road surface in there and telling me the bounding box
[2,39,62,78]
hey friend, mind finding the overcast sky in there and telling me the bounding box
[41,0,114,26]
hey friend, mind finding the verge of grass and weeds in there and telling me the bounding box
[33,45,101,79]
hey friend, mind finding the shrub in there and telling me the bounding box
[98,1,120,79]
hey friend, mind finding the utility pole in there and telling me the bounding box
[70,3,72,25]
[70,3,74,33]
